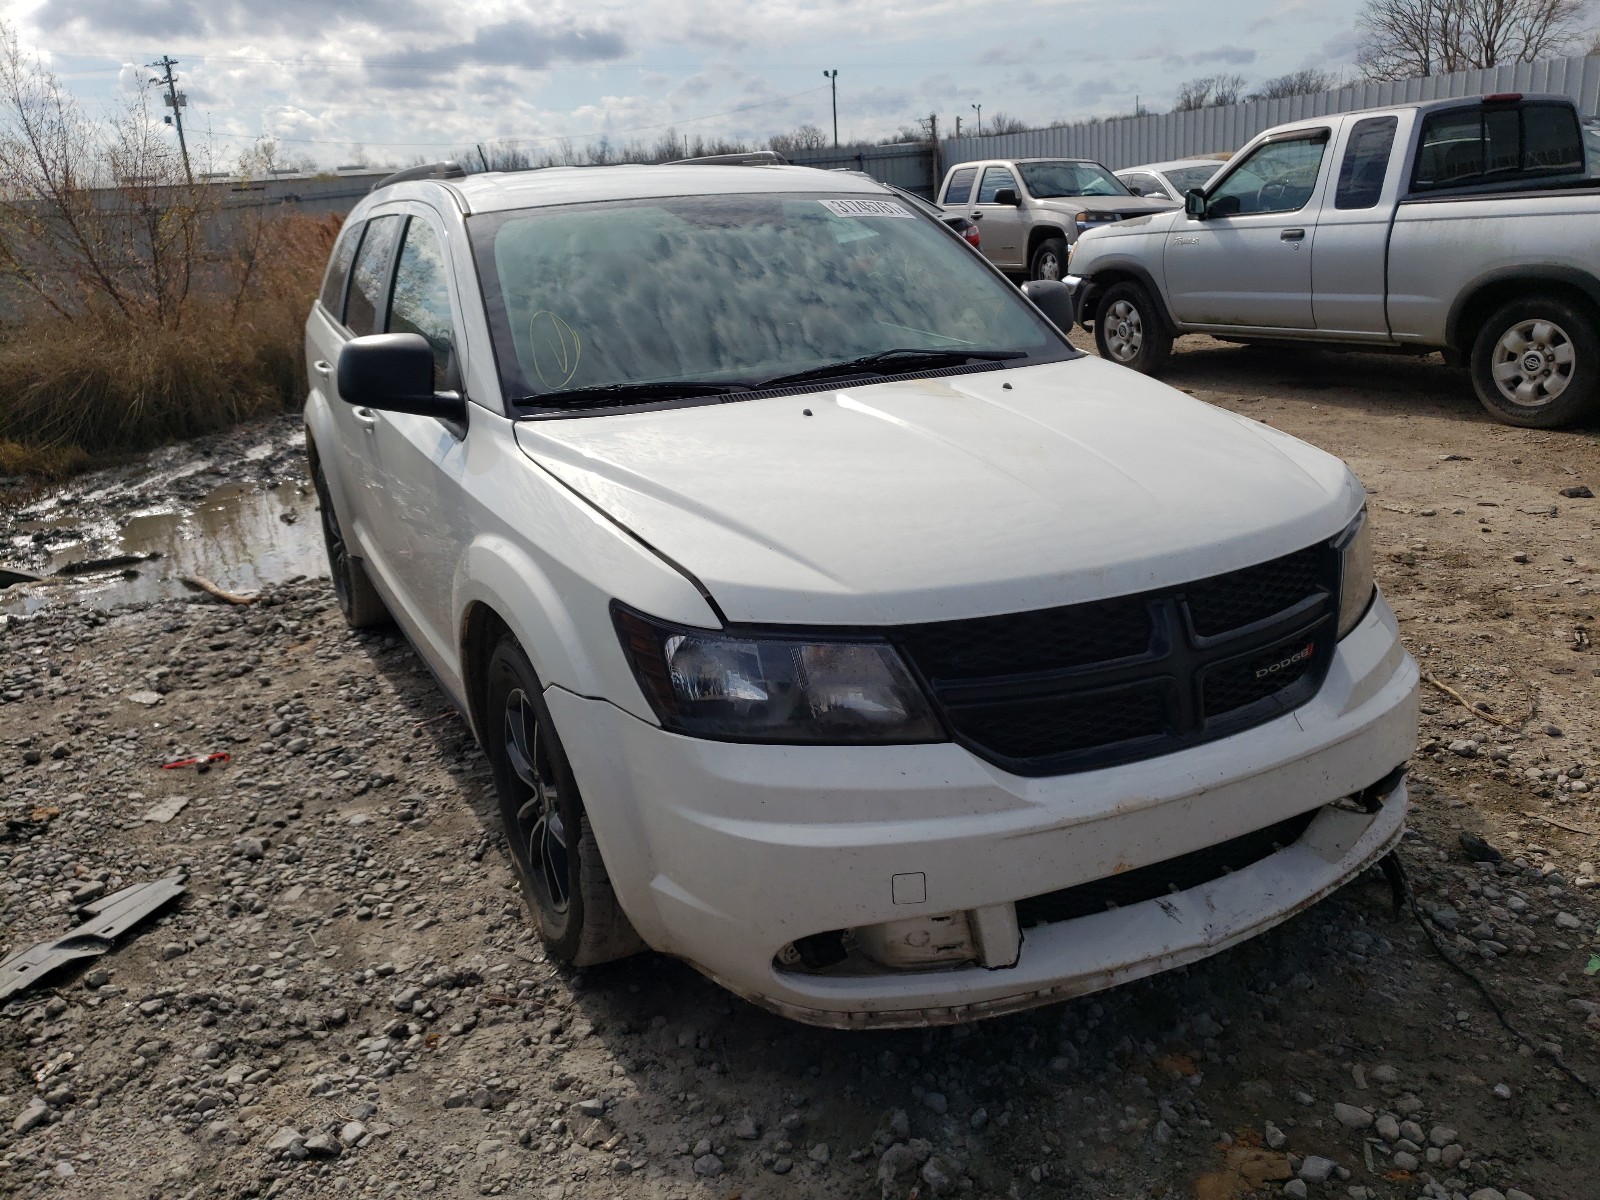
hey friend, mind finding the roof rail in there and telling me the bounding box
[666,150,789,166]
[371,161,467,191]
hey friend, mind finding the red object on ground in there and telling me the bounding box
[160,753,231,770]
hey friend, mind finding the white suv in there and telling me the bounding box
[305,161,1418,1028]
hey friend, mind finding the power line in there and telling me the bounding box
[170,84,832,150]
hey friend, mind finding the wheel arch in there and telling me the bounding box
[1448,267,1600,355]
[1076,257,1178,335]
[1026,224,1069,264]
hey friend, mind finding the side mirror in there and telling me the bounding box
[1184,189,1207,220]
[1022,279,1075,333]
[337,333,467,421]
[992,187,1020,207]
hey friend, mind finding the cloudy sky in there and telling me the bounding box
[13,0,1371,169]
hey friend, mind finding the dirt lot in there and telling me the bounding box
[2,338,1598,1200]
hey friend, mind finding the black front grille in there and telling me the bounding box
[1186,545,1324,637]
[892,542,1339,776]
[1015,808,1319,927]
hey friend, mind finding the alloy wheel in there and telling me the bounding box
[504,687,570,913]
[1104,299,1144,363]
[1036,251,1061,281]
[1491,318,1575,408]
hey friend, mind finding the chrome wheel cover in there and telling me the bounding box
[1491,318,1574,408]
[1104,299,1143,363]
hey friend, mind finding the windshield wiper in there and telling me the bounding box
[511,380,754,411]
[756,348,1026,389]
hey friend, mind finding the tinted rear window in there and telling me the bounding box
[943,167,977,205]
[1412,103,1585,192]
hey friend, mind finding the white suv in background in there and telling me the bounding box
[304,160,1417,1028]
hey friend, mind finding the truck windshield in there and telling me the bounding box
[1017,161,1131,198]
[469,192,1071,409]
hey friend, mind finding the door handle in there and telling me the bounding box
[1280,228,1306,241]
[352,407,378,430]
[313,360,333,377]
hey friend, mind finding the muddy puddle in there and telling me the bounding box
[1,477,326,617]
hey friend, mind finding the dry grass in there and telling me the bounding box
[0,213,334,469]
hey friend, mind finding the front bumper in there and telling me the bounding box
[548,596,1418,1028]
[1063,273,1095,328]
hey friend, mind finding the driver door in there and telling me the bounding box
[1161,131,1331,329]
[970,165,1025,269]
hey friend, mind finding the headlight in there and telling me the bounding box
[1074,211,1122,233]
[613,606,943,744]
[1337,508,1375,638]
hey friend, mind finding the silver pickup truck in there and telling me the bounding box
[1065,93,1600,427]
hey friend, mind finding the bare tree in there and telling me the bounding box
[1173,73,1249,111]
[1249,69,1342,100]
[1357,0,1585,80]
[0,23,218,327]
[769,124,828,155]
[985,112,1031,135]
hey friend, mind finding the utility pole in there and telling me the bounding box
[927,112,940,195]
[148,55,192,184]
[823,69,839,147]
[970,103,983,138]
[955,115,962,138]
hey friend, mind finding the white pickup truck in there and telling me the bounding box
[1065,93,1600,427]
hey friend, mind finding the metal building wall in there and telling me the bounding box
[940,53,1600,173]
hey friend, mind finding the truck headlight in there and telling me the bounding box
[1337,509,1375,638]
[613,605,943,744]
[1075,211,1122,233]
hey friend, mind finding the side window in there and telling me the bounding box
[1122,173,1159,197]
[1207,135,1328,216]
[387,218,457,389]
[975,165,1017,203]
[943,167,978,205]
[1335,116,1398,210]
[344,214,403,337]
[319,219,362,318]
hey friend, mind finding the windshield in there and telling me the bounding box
[1016,161,1130,198]
[1165,164,1221,192]
[469,192,1069,409]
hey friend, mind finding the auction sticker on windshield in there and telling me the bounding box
[819,198,914,218]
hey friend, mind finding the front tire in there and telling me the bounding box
[1470,296,1600,428]
[311,460,390,629]
[484,635,641,967]
[1029,237,1068,283]
[1094,281,1172,374]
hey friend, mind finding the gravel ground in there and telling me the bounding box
[2,339,1599,1200]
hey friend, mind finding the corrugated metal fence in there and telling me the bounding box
[934,52,1600,176]
[786,141,937,196]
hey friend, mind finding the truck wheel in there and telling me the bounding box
[485,635,643,968]
[1094,281,1172,374]
[1470,296,1600,428]
[1029,237,1068,282]
[312,460,390,629]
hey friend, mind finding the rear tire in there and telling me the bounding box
[311,460,390,629]
[1469,295,1600,428]
[1094,281,1172,374]
[484,635,642,967]
[1029,237,1068,283]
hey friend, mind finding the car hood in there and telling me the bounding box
[1036,195,1177,216]
[513,358,1363,626]
[1076,206,1185,244]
